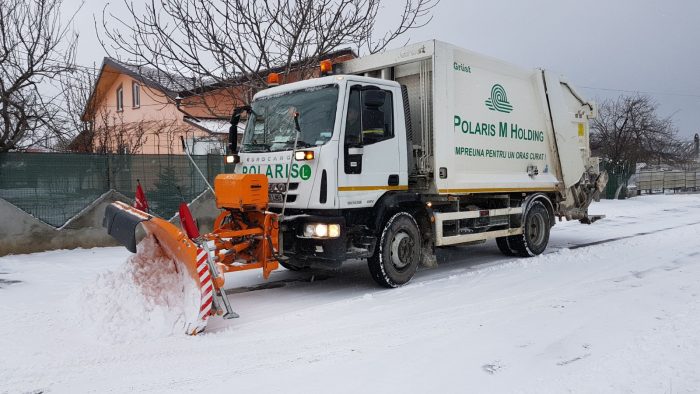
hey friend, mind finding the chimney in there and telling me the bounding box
[695,133,699,161]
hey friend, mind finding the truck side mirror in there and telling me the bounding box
[229,106,251,153]
[228,105,251,163]
[362,90,386,108]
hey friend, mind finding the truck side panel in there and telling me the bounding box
[435,42,560,194]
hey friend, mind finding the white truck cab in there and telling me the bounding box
[237,75,408,212]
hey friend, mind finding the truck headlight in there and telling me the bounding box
[328,224,340,238]
[303,223,340,238]
[315,224,328,237]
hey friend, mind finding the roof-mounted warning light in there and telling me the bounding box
[320,60,333,76]
[267,72,280,86]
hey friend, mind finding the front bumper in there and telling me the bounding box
[280,215,374,266]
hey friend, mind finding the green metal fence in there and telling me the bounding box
[600,160,635,199]
[0,153,235,227]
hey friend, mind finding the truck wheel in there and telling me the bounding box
[496,236,517,256]
[368,212,421,288]
[510,200,551,257]
[279,261,306,271]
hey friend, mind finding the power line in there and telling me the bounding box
[580,86,700,99]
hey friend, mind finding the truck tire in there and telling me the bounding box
[509,200,551,257]
[279,261,306,271]
[368,212,421,288]
[496,236,517,256]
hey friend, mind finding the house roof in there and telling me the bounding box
[81,58,176,120]
[82,48,357,121]
[105,58,207,96]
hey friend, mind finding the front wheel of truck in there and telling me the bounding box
[368,212,421,288]
[279,261,306,271]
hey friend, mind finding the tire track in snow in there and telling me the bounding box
[224,220,700,295]
[566,220,700,250]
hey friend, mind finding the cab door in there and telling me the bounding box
[337,84,403,208]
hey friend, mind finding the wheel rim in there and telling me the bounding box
[389,231,414,270]
[527,212,546,247]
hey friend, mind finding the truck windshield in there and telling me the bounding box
[240,84,339,152]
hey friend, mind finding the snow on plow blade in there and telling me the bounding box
[102,175,281,335]
[103,201,213,335]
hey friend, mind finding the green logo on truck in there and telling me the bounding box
[485,84,513,113]
[240,163,312,180]
[299,164,312,180]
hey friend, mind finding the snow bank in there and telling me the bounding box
[77,235,200,342]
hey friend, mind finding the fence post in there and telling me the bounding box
[105,154,111,191]
[207,154,213,184]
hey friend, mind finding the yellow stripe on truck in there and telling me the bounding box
[338,185,409,192]
[438,187,557,194]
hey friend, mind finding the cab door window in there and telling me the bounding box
[344,86,394,147]
[361,89,393,145]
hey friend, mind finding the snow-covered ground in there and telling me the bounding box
[2,194,700,393]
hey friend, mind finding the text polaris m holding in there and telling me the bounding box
[454,115,545,142]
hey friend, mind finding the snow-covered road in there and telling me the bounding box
[2,195,700,393]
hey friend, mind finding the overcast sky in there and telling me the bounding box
[64,0,700,138]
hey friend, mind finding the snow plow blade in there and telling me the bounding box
[103,202,150,253]
[103,202,199,274]
[103,201,211,334]
[102,174,281,335]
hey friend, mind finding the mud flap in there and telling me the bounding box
[103,202,151,253]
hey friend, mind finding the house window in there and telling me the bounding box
[132,81,140,108]
[116,86,123,112]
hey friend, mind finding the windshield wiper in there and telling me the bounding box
[293,140,315,148]
[242,143,270,152]
[271,139,314,151]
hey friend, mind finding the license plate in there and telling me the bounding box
[269,193,284,203]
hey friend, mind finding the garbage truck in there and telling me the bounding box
[104,40,606,333]
[233,40,606,280]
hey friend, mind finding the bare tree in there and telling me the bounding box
[590,95,685,166]
[53,66,98,152]
[663,136,700,171]
[0,0,78,152]
[89,110,165,154]
[98,0,438,112]
[76,108,187,154]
